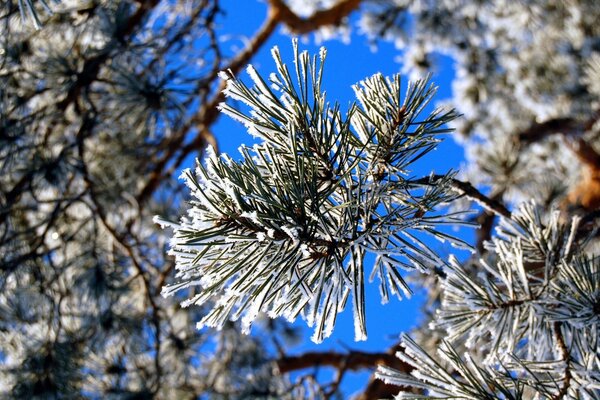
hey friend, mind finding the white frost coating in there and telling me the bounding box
[270,45,281,63]
[281,225,300,244]
[217,70,231,82]
[319,46,327,61]
[256,232,267,242]
[240,288,269,335]
[246,65,271,97]
[257,93,280,113]
[240,211,259,224]
[152,215,179,230]
[300,244,311,257]
[218,103,252,126]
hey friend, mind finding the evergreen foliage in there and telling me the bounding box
[378,203,600,398]
[2,0,600,399]
[158,41,467,343]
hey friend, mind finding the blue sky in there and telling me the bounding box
[208,1,465,396]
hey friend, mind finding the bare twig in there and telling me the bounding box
[551,322,572,400]
[276,349,408,374]
[412,175,511,219]
[268,0,362,34]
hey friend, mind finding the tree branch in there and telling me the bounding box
[412,175,511,219]
[355,341,412,400]
[551,322,572,400]
[518,109,599,144]
[269,0,362,34]
[276,349,407,374]
[136,3,280,203]
[75,114,163,394]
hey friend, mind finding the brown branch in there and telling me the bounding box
[568,137,600,168]
[551,322,572,400]
[518,109,600,145]
[155,259,176,296]
[519,112,600,174]
[517,111,600,211]
[269,0,362,34]
[474,210,496,253]
[356,341,412,400]
[412,175,511,219]
[472,191,505,253]
[449,178,511,218]
[564,137,600,210]
[135,5,279,203]
[276,349,407,374]
[0,170,34,226]
[277,345,411,399]
[518,117,581,144]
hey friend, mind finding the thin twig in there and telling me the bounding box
[551,322,572,400]
[268,0,362,34]
[276,349,407,374]
[412,175,512,219]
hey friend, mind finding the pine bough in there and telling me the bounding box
[156,41,466,343]
[378,203,600,398]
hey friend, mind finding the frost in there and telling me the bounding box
[281,225,300,243]
[256,232,267,242]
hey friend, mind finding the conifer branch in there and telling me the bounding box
[76,114,164,394]
[159,43,465,343]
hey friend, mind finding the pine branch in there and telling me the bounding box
[75,114,163,395]
[518,110,600,144]
[159,44,464,342]
[136,2,279,202]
